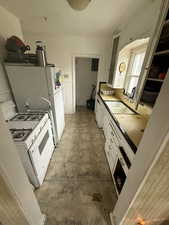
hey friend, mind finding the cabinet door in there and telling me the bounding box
[135,1,169,105]
[109,149,118,175]
[105,140,118,174]
[103,111,109,137]
[101,103,107,129]
[108,34,120,85]
[95,97,102,128]
[95,96,106,128]
[113,53,129,88]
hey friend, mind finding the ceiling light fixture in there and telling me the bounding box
[67,0,91,11]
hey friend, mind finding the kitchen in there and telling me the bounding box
[0,1,169,225]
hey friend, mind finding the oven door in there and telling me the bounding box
[113,159,127,194]
[28,119,54,185]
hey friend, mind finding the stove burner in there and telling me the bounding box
[13,132,25,139]
[27,115,43,121]
[11,114,28,121]
[31,116,37,120]
[17,115,27,120]
[11,113,44,122]
[10,129,32,141]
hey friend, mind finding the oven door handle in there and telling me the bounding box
[119,157,125,167]
[41,97,52,109]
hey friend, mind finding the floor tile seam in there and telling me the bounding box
[44,178,113,182]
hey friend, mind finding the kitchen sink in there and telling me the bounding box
[105,101,136,114]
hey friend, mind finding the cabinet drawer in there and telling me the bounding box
[109,117,135,163]
[118,149,130,176]
[96,95,107,129]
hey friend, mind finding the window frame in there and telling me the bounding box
[124,44,147,96]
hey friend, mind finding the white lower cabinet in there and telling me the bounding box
[105,140,118,174]
[96,95,134,193]
[103,111,109,136]
[104,111,133,187]
[95,96,107,129]
[95,97,103,128]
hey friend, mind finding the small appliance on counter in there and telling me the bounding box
[5,36,48,66]
[35,41,47,67]
[7,112,55,188]
[5,36,37,64]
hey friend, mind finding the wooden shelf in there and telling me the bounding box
[147,78,164,82]
[155,49,169,55]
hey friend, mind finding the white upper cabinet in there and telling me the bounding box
[113,41,148,90]
[108,34,120,86]
[109,0,167,94]
[135,1,169,106]
[113,51,129,89]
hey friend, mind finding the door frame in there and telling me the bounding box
[72,54,101,113]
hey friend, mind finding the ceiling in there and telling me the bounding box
[0,0,149,37]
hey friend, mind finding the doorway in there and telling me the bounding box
[74,57,99,111]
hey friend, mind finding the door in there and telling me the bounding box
[29,120,54,185]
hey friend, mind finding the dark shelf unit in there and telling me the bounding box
[141,10,169,106]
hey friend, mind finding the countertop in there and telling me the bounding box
[114,114,148,147]
[99,93,148,148]
[100,93,119,101]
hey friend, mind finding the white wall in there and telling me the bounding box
[0,5,23,103]
[76,57,97,106]
[24,34,112,114]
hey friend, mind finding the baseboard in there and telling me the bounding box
[110,213,116,225]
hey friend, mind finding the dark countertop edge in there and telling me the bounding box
[98,92,137,153]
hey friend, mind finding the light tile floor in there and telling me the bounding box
[35,107,117,225]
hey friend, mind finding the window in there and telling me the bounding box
[125,46,146,96]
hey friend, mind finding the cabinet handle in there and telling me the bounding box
[111,131,114,136]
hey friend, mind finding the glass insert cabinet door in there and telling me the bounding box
[125,48,146,96]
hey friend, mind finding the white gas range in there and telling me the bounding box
[8,112,54,188]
